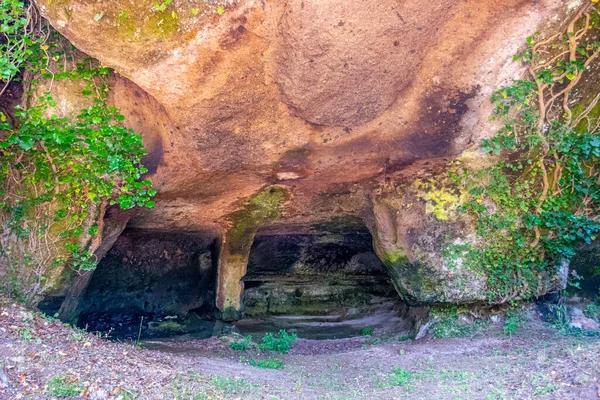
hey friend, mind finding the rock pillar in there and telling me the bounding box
[214,186,288,321]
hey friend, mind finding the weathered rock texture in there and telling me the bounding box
[35,0,581,315]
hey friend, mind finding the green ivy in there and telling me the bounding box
[0,2,154,299]
[445,4,600,302]
[1,0,32,86]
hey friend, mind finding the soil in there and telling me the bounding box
[1,298,599,400]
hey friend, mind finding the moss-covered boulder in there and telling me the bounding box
[367,172,489,304]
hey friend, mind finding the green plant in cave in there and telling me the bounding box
[361,327,373,336]
[446,4,600,303]
[0,2,154,301]
[258,329,297,354]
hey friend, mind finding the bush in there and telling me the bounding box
[258,329,297,354]
[504,311,521,336]
[361,327,373,336]
[229,335,252,351]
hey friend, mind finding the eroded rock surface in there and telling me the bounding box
[35,0,579,310]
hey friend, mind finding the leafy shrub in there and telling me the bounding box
[47,374,84,397]
[229,335,252,351]
[258,329,297,354]
[361,327,373,336]
[504,311,521,336]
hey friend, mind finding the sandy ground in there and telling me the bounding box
[1,299,599,400]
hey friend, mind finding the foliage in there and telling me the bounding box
[47,374,84,397]
[153,0,173,12]
[258,329,297,354]
[0,3,154,300]
[547,304,571,334]
[241,356,285,369]
[566,269,583,292]
[377,367,428,388]
[504,310,521,336]
[432,314,488,339]
[229,335,252,351]
[584,302,600,319]
[0,0,44,95]
[387,367,415,387]
[446,4,600,302]
[361,327,373,336]
[210,376,258,396]
[545,304,599,337]
[431,305,488,338]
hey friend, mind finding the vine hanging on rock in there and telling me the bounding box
[0,1,155,302]
[447,2,600,303]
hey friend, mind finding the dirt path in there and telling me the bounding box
[1,300,599,399]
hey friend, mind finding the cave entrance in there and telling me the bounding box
[76,228,218,340]
[237,225,410,339]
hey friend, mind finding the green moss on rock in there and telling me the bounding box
[228,186,288,253]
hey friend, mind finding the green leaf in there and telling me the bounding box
[88,225,99,236]
[94,12,104,21]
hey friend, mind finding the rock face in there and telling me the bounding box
[366,170,489,304]
[35,0,578,316]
